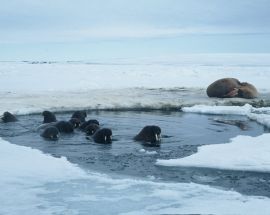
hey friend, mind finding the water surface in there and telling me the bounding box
[1,110,269,197]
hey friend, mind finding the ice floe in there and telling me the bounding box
[157,133,270,172]
[183,104,270,128]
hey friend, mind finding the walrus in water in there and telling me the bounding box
[42,111,57,123]
[85,123,100,136]
[69,118,81,128]
[38,120,74,133]
[41,126,60,140]
[71,111,87,123]
[206,78,258,99]
[134,125,161,145]
[92,128,112,144]
[0,112,18,123]
[80,119,100,131]
[54,121,74,133]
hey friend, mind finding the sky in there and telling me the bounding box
[0,0,270,60]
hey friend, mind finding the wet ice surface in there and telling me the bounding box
[1,110,270,197]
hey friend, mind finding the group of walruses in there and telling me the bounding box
[0,78,258,146]
[0,110,161,145]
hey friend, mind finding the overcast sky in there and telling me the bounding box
[0,0,269,60]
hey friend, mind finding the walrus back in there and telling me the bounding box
[206,78,240,98]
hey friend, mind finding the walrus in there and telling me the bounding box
[54,121,74,133]
[85,123,100,136]
[42,111,57,123]
[80,119,100,131]
[41,126,60,140]
[69,118,81,128]
[92,128,112,144]
[206,78,258,99]
[71,111,87,123]
[134,125,161,145]
[0,112,18,123]
[237,82,258,99]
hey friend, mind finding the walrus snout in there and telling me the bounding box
[92,128,113,144]
[41,126,60,141]
[85,123,100,136]
[50,133,60,140]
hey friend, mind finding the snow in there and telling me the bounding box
[1,137,270,215]
[183,104,270,128]
[248,113,270,128]
[156,134,270,172]
[183,103,253,115]
[0,137,86,215]
[1,54,270,93]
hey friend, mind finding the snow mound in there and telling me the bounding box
[157,133,270,172]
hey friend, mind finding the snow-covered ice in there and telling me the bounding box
[157,133,270,172]
[1,54,270,92]
[183,104,270,128]
[183,103,253,115]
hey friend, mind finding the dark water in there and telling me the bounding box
[1,110,270,197]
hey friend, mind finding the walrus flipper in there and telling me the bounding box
[223,88,239,98]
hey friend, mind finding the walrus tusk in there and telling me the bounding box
[155,134,162,141]
[105,136,107,142]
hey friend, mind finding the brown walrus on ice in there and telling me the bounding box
[206,78,258,99]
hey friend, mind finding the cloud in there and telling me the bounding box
[1,0,270,31]
[0,26,269,44]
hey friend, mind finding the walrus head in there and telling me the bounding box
[71,111,87,123]
[41,126,60,140]
[42,111,57,124]
[238,82,258,99]
[80,119,100,131]
[1,111,18,123]
[134,125,161,145]
[69,118,81,128]
[85,123,100,136]
[93,128,112,144]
